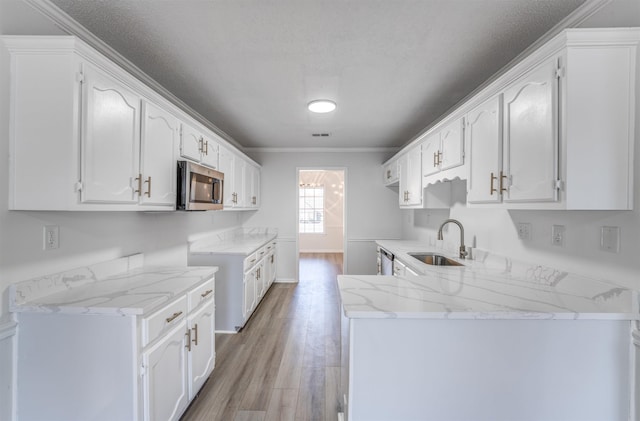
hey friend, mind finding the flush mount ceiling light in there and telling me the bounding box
[307,99,336,113]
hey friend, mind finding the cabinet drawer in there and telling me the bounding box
[188,278,215,311]
[244,252,258,271]
[256,246,267,261]
[143,295,188,347]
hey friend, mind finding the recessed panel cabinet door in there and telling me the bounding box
[81,66,140,203]
[243,269,256,321]
[218,146,236,208]
[141,102,178,206]
[142,323,189,421]
[421,133,440,177]
[180,123,203,162]
[439,118,464,171]
[188,301,215,400]
[503,56,558,203]
[466,95,502,204]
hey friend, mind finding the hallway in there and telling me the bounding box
[181,253,343,421]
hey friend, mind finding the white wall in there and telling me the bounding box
[244,150,403,279]
[298,169,344,253]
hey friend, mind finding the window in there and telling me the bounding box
[299,185,324,233]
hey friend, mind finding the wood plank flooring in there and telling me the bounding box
[181,253,344,421]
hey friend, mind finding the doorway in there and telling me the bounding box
[297,168,346,282]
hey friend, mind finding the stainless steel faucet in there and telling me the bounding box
[437,219,468,259]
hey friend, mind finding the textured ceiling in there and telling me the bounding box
[47,0,587,149]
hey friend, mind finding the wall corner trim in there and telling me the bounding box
[0,318,17,341]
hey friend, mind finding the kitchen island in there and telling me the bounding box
[337,245,639,421]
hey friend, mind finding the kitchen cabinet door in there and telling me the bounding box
[233,158,247,208]
[200,135,219,169]
[503,56,558,203]
[249,165,261,208]
[267,250,277,286]
[142,322,189,421]
[439,118,464,171]
[421,133,440,178]
[180,123,203,163]
[187,301,215,400]
[81,65,141,204]
[218,145,236,209]
[243,269,256,321]
[466,95,503,204]
[383,159,399,185]
[140,101,178,207]
[398,147,422,207]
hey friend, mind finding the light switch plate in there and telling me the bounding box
[600,226,620,253]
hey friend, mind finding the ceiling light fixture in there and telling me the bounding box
[308,99,336,113]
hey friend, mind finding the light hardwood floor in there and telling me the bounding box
[181,253,344,421]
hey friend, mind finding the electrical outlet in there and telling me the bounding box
[517,223,531,241]
[600,226,620,253]
[551,225,565,247]
[43,225,59,250]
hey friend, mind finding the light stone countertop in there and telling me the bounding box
[10,254,217,316]
[189,228,277,255]
[336,240,639,320]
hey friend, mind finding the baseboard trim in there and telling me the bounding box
[275,279,297,284]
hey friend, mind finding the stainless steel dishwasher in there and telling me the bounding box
[379,247,394,276]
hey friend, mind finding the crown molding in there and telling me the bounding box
[244,147,400,153]
[22,0,244,151]
[401,0,612,151]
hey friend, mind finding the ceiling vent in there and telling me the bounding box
[312,133,331,137]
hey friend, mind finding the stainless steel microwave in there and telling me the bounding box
[176,161,224,211]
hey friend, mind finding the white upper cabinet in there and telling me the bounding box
[502,56,558,204]
[180,123,219,170]
[218,144,261,210]
[218,145,236,209]
[467,56,562,206]
[5,36,259,211]
[387,28,639,211]
[246,164,260,208]
[398,147,422,207]
[140,101,178,207]
[466,95,503,204]
[422,117,465,179]
[421,132,441,178]
[382,158,399,186]
[81,64,141,204]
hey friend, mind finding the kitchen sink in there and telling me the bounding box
[408,252,464,267]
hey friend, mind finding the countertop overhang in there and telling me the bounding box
[337,240,639,321]
[10,259,218,317]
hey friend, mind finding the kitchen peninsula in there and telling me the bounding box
[9,254,217,421]
[338,243,639,421]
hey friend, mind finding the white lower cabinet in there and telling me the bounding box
[13,276,215,421]
[187,300,216,399]
[243,267,257,321]
[188,239,277,332]
[142,322,189,421]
